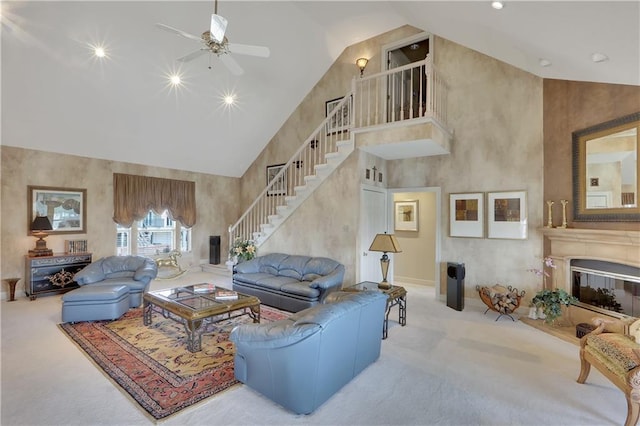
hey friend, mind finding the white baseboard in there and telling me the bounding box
[395,276,434,286]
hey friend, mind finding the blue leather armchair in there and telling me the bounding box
[73,255,158,307]
[230,291,387,414]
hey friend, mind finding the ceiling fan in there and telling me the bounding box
[156,0,270,76]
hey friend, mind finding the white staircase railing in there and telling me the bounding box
[229,93,355,249]
[353,54,448,129]
[228,54,450,256]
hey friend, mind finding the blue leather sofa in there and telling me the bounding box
[230,290,387,414]
[232,253,345,312]
[73,255,158,307]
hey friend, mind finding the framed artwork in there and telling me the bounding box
[266,164,287,196]
[325,96,351,134]
[28,186,87,234]
[487,190,528,239]
[449,192,484,238]
[394,200,419,231]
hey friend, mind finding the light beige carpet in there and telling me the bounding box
[1,270,627,425]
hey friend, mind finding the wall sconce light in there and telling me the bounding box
[29,215,53,257]
[356,57,369,77]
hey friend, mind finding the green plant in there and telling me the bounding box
[230,238,256,262]
[532,288,577,324]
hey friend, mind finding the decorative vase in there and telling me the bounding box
[528,306,538,320]
[537,307,546,320]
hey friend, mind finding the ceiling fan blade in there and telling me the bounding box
[220,54,244,76]
[227,43,271,58]
[155,23,202,42]
[210,14,228,43]
[176,49,208,62]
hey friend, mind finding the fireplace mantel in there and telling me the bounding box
[541,227,640,322]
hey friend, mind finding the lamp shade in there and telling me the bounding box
[31,216,53,232]
[369,233,402,253]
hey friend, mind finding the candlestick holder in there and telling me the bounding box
[545,200,554,228]
[560,200,569,228]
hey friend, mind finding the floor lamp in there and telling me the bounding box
[368,233,402,290]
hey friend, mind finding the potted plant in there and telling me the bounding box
[229,238,257,263]
[531,288,577,324]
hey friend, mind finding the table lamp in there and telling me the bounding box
[29,215,53,257]
[369,232,402,290]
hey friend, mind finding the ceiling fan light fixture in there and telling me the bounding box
[210,14,228,43]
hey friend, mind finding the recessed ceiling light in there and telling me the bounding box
[539,58,552,67]
[591,53,609,63]
[94,46,106,58]
[224,95,235,105]
[491,1,504,10]
[169,74,181,86]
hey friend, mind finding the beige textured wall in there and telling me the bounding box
[543,79,640,231]
[388,37,545,301]
[241,26,423,284]
[393,191,436,286]
[0,146,240,297]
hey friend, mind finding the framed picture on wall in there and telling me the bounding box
[394,200,419,231]
[266,164,287,196]
[449,192,484,238]
[28,186,87,234]
[325,96,351,134]
[487,190,527,239]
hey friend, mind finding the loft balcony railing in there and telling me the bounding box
[229,54,449,253]
[353,54,448,129]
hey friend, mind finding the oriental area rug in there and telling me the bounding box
[59,305,290,421]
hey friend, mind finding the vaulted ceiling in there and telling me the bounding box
[2,1,638,177]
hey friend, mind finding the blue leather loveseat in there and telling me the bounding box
[230,290,387,414]
[232,253,345,312]
[73,255,158,308]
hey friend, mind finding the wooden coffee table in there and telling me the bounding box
[143,283,260,352]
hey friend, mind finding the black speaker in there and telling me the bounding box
[446,262,465,311]
[209,235,221,265]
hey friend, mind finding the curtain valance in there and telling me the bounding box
[113,173,196,228]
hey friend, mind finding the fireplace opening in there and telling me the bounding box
[571,259,640,317]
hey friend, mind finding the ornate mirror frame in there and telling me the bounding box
[572,112,640,222]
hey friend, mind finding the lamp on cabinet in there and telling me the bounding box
[29,215,53,257]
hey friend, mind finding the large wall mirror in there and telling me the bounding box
[573,112,640,221]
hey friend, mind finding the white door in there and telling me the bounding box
[360,187,387,282]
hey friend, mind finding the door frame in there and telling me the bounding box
[358,183,388,283]
[387,186,442,296]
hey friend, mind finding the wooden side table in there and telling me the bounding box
[4,278,20,302]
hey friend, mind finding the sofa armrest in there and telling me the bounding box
[73,259,105,285]
[234,258,262,274]
[230,321,321,350]
[134,258,158,283]
[309,265,345,299]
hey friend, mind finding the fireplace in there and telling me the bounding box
[570,259,640,317]
[542,228,640,323]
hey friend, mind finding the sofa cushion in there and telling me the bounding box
[96,278,147,292]
[303,257,340,278]
[280,282,320,299]
[254,276,301,291]
[234,273,275,286]
[277,256,311,280]
[256,253,290,275]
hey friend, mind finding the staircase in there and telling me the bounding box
[229,94,355,247]
[229,54,451,251]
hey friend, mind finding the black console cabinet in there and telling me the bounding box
[25,253,92,300]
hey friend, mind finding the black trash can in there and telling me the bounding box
[446,262,465,311]
[209,235,221,265]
